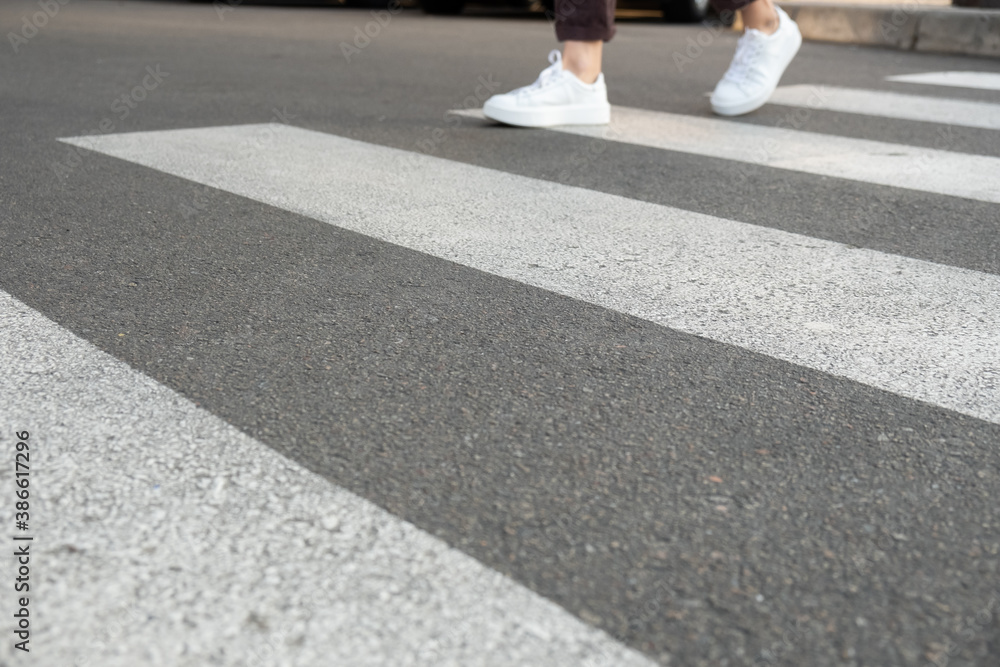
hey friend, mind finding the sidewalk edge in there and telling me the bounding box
[774,3,1000,58]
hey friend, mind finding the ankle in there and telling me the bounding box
[561,41,603,85]
[742,4,779,34]
[563,63,600,85]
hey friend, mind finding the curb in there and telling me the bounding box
[776,2,1000,58]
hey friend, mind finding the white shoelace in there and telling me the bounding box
[516,50,565,99]
[722,31,766,85]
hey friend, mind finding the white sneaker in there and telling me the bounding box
[483,50,611,128]
[710,6,802,117]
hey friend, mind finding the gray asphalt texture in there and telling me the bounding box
[2,0,999,665]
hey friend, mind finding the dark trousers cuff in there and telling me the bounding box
[554,0,617,42]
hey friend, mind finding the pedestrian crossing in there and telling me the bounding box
[451,105,1000,203]
[767,84,1000,130]
[7,70,1000,667]
[60,90,1000,425]
[0,291,652,667]
[885,70,1000,91]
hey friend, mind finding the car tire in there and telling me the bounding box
[661,0,711,22]
[421,0,466,13]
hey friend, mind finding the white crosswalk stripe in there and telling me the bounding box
[61,119,1000,426]
[454,106,1000,203]
[0,290,653,667]
[885,71,1000,91]
[768,84,1000,130]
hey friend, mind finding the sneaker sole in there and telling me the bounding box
[483,102,611,128]
[711,29,803,117]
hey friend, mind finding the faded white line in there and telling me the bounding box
[886,71,1000,92]
[0,290,652,667]
[455,106,1000,204]
[61,124,1000,425]
[769,84,1000,130]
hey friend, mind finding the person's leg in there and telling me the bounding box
[481,0,614,127]
[562,41,603,85]
[739,0,779,34]
[708,0,801,116]
[554,0,614,82]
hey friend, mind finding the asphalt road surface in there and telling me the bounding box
[1,0,999,665]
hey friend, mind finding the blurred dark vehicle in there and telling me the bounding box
[421,0,715,23]
[192,0,721,24]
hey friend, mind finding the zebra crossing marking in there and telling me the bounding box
[61,124,1000,426]
[453,106,1000,204]
[886,71,1000,92]
[768,84,1000,130]
[0,289,653,667]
